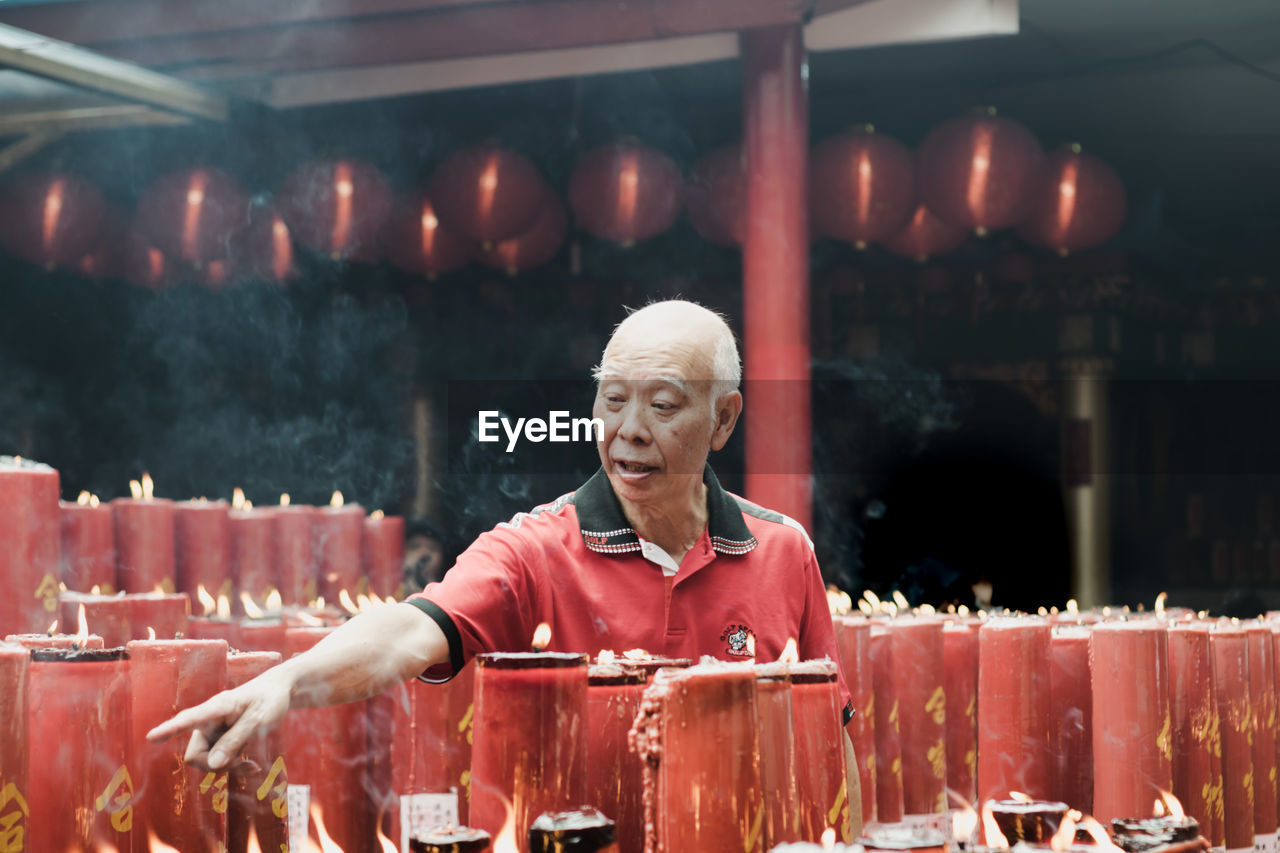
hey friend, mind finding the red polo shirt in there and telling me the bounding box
[407,466,853,723]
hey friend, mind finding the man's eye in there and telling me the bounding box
[653,401,675,411]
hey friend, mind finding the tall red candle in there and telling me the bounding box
[231,505,279,613]
[870,623,905,824]
[275,504,319,605]
[174,499,231,602]
[888,617,947,818]
[470,652,588,851]
[0,642,29,849]
[127,638,229,850]
[1247,624,1278,849]
[113,485,176,593]
[589,663,650,853]
[315,498,364,602]
[364,511,406,600]
[792,659,851,841]
[227,651,290,853]
[392,660,476,843]
[128,591,190,640]
[1168,623,1224,850]
[369,684,398,843]
[835,616,877,826]
[943,619,979,807]
[60,590,132,647]
[284,625,373,852]
[1090,620,1172,828]
[0,457,61,636]
[1272,624,1280,833]
[236,618,288,654]
[60,496,115,593]
[1212,625,1254,853]
[188,615,237,645]
[977,616,1053,803]
[1049,624,1093,813]
[27,647,133,852]
[631,662,764,853]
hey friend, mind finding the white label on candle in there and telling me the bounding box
[1253,833,1280,853]
[287,784,311,851]
[399,791,460,851]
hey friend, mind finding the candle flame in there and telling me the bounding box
[1067,599,1079,614]
[982,800,1010,848]
[76,603,89,642]
[919,603,936,615]
[778,637,800,663]
[280,493,291,506]
[147,626,156,641]
[1009,791,1033,804]
[147,830,182,852]
[196,584,217,617]
[1037,606,1049,616]
[266,589,283,611]
[142,472,154,500]
[243,499,254,510]
[1155,592,1168,616]
[827,585,852,616]
[232,487,246,510]
[315,596,326,609]
[821,827,837,849]
[245,823,262,853]
[493,795,519,853]
[129,479,142,499]
[77,490,91,505]
[958,604,970,617]
[892,590,910,610]
[598,649,616,664]
[241,592,264,619]
[622,648,651,660]
[296,609,324,627]
[1050,809,1082,852]
[309,803,344,852]
[954,805,979,845]
[47,619,58,634]
[90,583,102,595]
[330,491,344,508]
[1156,789,1185,819]
[531,622,552,651]
[216,593,231,620]
[374,815,397,853]
[1078,816,1124,853]
[338,589,360,615]
[370,509,384,520]
[857,599,874,616]
[864,590,881,611]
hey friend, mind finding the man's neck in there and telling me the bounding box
[618,481,709,564]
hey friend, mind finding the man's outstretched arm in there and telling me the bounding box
[146,602,449,771]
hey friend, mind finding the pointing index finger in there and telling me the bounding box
[145,695,232,742]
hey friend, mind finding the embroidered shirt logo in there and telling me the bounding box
[720,623,756,657]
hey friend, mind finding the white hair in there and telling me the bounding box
[592,300,741,400]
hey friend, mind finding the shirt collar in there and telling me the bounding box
[574,465,759,556]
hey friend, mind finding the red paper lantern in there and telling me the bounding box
[881,203,969,261]
[474,199,568,276]
[683,145,745,247]
[135,167,248,265]
[1016,145,1126,254]
[277,157,392,261]
[568,141,681,246]
[0,172,106,268]
[810,128,916,248]
[917,112,1044,234]
[385,191,471,279]
[429,145,547,246]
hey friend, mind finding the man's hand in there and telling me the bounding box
[146,671,292,771]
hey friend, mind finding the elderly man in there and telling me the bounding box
[150,299,861,833]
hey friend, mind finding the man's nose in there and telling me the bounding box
[617,402,651,443]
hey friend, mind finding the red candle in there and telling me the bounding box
[0,457,61,635]
[5,631,105,650]
[127,638,229,849]
[315,495,364,603]
[1247,624,1278,848]
[588,663,650,853]
[1168,623,1224,850]
[284,625,374,852]
[0,642,29,848]
[60,591,132,647]
[364,510,406,600]
[60,494,115,593]
[1090,620,1172,828]
[230,505,279,614]
[792,659,850,841]
[888,617,947,818]
[754,663,798,848]
[528,807,618,852]
[275,503,319,605]
[471,652,588,851]
[1211,625,1254,853]
[977,616,1052,804]
[392,660,477,842]
[870,622,905,824]
[27,647,133,852]
[128,591,190,640]
[1049,624,1093,813]
[369,685,398,844]
[943,619,979,807]
[236,618,288,654]
[631,662,763,853]
[1271,624,1280,833]
[188,616,237,645]
[227,651,289,853]
[174,499,231,602]
[835,616,877,826]
[112,477,176,593]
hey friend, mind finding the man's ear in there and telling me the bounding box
[710,390,743,451]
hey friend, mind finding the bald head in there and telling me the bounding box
[593,300,741,401]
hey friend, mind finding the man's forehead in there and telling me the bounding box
[596,372,693,393]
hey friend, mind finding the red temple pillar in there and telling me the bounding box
[740,25,812,531]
